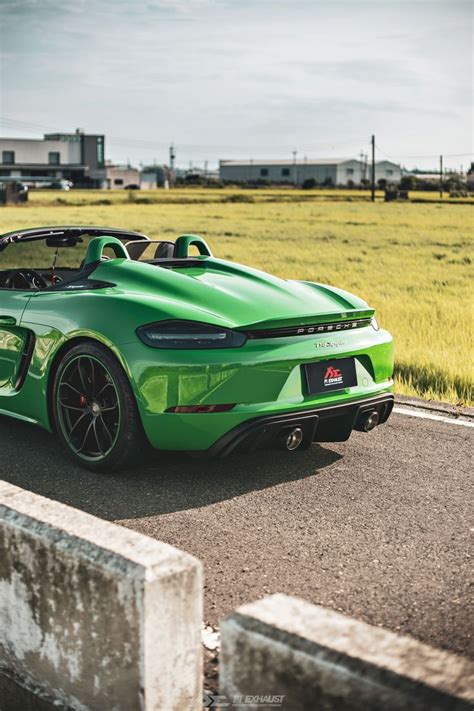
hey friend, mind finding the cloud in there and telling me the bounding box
[0,0,471,168]
[299,59,421,88]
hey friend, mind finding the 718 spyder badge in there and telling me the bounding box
[315,340,345,349]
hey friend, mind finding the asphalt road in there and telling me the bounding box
[1,400,472,659]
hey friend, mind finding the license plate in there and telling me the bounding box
[304,357,357,394]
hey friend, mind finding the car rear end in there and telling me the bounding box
[126,311,394,454]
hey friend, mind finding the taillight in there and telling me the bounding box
[166,404,236,413]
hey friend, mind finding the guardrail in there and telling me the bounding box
[220,593,474,710]
[2,481,472,710]
[0,481,203,710]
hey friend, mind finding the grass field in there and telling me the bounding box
[1,189,473,404]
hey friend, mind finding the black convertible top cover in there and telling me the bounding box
[0,225,149,252]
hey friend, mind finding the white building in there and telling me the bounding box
[104,163,140,189]
[0,129,106,187]
[374,160,402,184]
[219,158,401,186]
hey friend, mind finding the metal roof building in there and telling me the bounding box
[219,158,401,186]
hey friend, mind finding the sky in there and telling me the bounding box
[0,0,472,170]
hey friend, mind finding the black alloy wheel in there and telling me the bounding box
[53,342,145,471]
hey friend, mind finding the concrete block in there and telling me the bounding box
[0,481,203,710]
[220,593,474,711]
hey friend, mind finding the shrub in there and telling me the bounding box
[400,175,416,190]
[225,194,255,203]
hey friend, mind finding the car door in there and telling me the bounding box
[0,290,32,392]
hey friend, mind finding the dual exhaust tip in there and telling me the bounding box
[278,409,380,451]
[281,426,304,451]
[356,409,380,432]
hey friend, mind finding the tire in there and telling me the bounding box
[52,342,146,472]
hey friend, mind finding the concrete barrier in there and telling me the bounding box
[220,593,474,711]
[0,481,203,710]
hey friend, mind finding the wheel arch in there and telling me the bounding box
[46,335,135,432]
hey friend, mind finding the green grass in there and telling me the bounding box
[1,189,473,404]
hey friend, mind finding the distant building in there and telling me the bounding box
[0,129,106,187]
[140,171,158,190]
[219,158,401,186]
[374,160,402,184]
[140,165,169,189]
[104,162,140,189]
[175,165,219,182]
[403,171,440,182]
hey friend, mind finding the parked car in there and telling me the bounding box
[50,180,73,190]
[0,225,394,470]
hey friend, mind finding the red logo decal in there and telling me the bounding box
[324,366,342,379]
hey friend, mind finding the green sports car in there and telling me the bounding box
[0,225,394,471]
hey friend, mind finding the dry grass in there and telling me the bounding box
[1,189,473,403]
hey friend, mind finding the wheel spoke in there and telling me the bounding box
[97,381,113,396]
[88,358,96,393]
[69,411,88,437]
[76,418,94,454]
[92,419,104,455]
[60,382,83,397]
[59,402,85,412]
[99,414,113,444]
[58,355,120,460]
[77,359,92,397]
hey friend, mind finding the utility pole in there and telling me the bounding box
[169,144,176,188]
[360,150,369,182]
[292,150,298,186]
[371,135,375,202]
[439,155,443,198]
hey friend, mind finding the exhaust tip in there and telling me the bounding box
[361,410,380,432]
[282,427,304,451]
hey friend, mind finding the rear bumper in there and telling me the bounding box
[208,393,394,456]
[123,325,394,450]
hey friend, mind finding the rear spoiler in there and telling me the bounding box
[242,309,375,335]
[244,308,375,331]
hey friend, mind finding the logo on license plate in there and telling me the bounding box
[323,366,343,386]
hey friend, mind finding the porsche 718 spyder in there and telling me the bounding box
[0,226,394,471]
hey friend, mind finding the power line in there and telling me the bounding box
[1,115,472,163]
[0,115,367,153]
[376,142,473,161]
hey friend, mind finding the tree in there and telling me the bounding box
[400,175,416,190]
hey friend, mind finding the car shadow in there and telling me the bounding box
[0,416,342,520]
